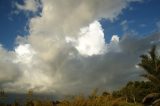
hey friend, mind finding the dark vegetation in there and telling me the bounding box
[0,45,160,106]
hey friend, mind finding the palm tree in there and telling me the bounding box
[138,45,160,106]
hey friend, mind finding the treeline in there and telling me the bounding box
[112,81,160,103]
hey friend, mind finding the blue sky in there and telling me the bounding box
[0,0,29,49]
[100,0,160,42]
[0,0,160,49]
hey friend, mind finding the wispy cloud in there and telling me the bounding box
[15,0,41,12]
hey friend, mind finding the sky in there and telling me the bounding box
[0,0,160,97]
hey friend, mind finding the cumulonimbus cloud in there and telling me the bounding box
[2,0,160,97]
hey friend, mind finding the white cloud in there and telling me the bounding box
[15,0,40,12]
[111,35,120,43]
[121,20,129,31]
[27,0,142,38]
[106,35,121,52]
[66,22,120,56]
[15,44,36,64]
[76,21,106,56]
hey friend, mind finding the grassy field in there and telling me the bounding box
[55,95,143,106]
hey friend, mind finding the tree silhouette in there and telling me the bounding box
[138,45,160,105]
[138,45,160,85]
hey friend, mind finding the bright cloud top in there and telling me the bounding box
[111,35,120,43]
[76,21,106,56]
[15,44,36,64]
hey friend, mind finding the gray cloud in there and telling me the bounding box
[0,33,160,96]
[0,45,20,87]
[49,33,160,95]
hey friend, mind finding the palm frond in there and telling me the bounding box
[140,54,150,60]
[149,45,156,61]
[152,98,160,105]
[138,63,155,75]
[141,74,160,85]
[142,93,160,103]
